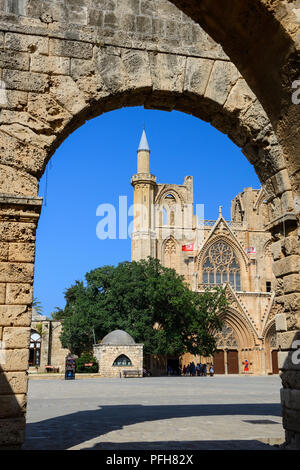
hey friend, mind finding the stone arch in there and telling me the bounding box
[0,0,299,449]
[0,50,288,206]
[155,188,184,228]
[155,188,184,207]
[263,320,279,375]
[216,308,257,351]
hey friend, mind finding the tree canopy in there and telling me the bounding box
[58,257,228,357]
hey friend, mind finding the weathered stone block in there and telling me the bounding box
[0,165,38,196]
[281,190,295,213]
[30,55,70,75]
[0,262,34,283]
[2,69,49,93]
[3,327,30,349]
[66,5,88,26]
[8,243,35,263]
[150,52,186,93]
[27,93,72,135]
[49,38,93,59]
[5,33,48,54]
[0,243,8,262]
[0,130,47,176]
[0,417,25,446]
[225,78,256,114]
[70,58,94,80]
[274,277,284,296]
[1,349,29,371]
[281,370,300,390]
[122,49,152,90]
[49,76,87,116]
[275,313,287,332]
[273,255,300,278]
[0,284,5,304]
[0,305,30,327]
[282,293,300,312]
[271,169,292,196]
[282,405,300,433]
[0,394,26,418]
[0,372,28,395]
[93,0,116,10]
[6,284,32,305]
[271,240,282,261]
[104,12,118,29]
[281,388,300,411]
[88,9,103,27]
[204,60,239,106]
[282,236,299,257]
[0,50,29,71]
[136,16,152,35]
[278,350,300,371]
[278,330,300,350]
[0,90,28,111]
[184,57,213,96]
[0,222,36,243]
[283,273,300,294]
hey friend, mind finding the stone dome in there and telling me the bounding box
[101,329,136,346]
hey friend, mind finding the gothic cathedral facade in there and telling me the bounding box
[131,129,278,375]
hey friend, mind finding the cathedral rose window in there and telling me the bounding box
[202,241,241,290]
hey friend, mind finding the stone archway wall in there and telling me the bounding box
[0,0,298,448]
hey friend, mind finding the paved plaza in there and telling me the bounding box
[22,375,284,450]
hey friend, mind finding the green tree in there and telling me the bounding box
[59,258,227,356]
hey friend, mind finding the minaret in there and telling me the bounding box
[131,128,157,261]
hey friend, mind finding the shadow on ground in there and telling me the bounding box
[22,402,281,450]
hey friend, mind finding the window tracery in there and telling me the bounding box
[164,238,177,269]
[215,324,238,349]
[201,240,241,290]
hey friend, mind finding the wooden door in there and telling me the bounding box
[271,350,279,374]
[227,350,239,374]
[213,350,225,374]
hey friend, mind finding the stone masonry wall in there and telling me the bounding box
[0,194,42,448]
[94,344,143,378]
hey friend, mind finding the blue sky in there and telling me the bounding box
[34,106,261,317]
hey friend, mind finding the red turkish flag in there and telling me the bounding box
[182,244,194,252]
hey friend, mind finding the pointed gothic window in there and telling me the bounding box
[164,238,177,270]
[165,194,176,200]
[201,240,241,291]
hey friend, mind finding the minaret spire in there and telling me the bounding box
[138,126,150,153]
[131,127,156,262]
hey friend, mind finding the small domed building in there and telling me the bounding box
[93,330,143,378]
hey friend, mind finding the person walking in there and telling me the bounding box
[183,364,186,376]
[209,364,214,377]
[202,363,207,376]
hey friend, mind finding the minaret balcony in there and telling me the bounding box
[131,173,157,185]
